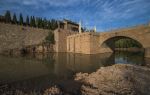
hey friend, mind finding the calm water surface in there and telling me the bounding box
[0,51,149,94]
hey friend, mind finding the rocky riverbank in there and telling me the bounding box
[75,64,150,95]
[1,64,150,95]
[42,64,150,95]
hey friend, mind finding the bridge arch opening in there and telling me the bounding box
[101,36,144,52]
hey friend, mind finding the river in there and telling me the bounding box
[0,51,149,94]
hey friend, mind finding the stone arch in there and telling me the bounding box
[100,36,144,52]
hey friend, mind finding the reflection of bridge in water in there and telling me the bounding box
[0,52,149,94]
[0,53,115,88]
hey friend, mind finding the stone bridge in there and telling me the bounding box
[55,25,150,58]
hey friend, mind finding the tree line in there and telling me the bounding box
[0,10,58,30]
[115,38,142,48]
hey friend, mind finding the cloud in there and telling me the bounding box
[86,0,150,31]
[0,0,150,31]
[14,0,80,7]
[102,0,150,20]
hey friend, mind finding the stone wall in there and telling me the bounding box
[0,23,51,54]
[145,48,150,58]
[23,43,54,54]
[67,32,100,54]
[54,28,77,52]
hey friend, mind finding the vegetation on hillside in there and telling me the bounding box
[45,31,55,44]
[0,10,58,30]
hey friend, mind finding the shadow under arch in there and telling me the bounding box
[101,36,144,51]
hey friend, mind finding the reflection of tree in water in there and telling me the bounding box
[95,53,115,67]
[115,51,145,65]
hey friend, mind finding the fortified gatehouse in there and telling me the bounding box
[54,20,79,52]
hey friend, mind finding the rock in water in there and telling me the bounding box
[75,64,150,95]
[43,86,62,95]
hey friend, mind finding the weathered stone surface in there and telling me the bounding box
[75,64,150,95]
[0,23,49,54]
[145,48,150,58]
[54,28,77,52]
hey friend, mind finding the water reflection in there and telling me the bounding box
[0,51,148,94]
[115,51,145,65]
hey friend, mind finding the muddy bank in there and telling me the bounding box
[75,64,150,95]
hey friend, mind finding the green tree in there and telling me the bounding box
[32,16,36,27]
[30,16,33,27]
[19,13,23,25]
[12,13,17,24]
[48,20,51,30]
[43,18,48,29]
[40,18,43,28]
[26,15,29,26]
[45,31,55,44]
[5,10,11,23]
[115,38,142,48]
[35,17,39,27]
[51,19,58,30]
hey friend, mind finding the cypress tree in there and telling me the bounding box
[12,13,17,24]
[26,15,29,26]
[39,18,43,28]
[51,19,58,30]
[43,18,47,29]
[36,17,41,28]
[40,18,44,29]
[32,16,36,27]
[30,16,33,27]
[35,17,38,27]
[48,20,51,30]
[19,13,23,25]
[5,10,11,23]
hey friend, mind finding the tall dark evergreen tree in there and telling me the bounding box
[26,16,29,26]
[48,20,51,30]
[36,17,42,28]
[35,17,39,27]
[32,16,36,27]
[5,10,11,23]
[43,18,48,29]
[19,13,23,25]
[30,16,32,27]
[12,13,17,24]
[51,19,58,30]
[39,18,43,28]
[2,10,59,30]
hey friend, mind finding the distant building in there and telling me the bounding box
[58,19,79,32]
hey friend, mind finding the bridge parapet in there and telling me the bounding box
[105,24,150,33]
